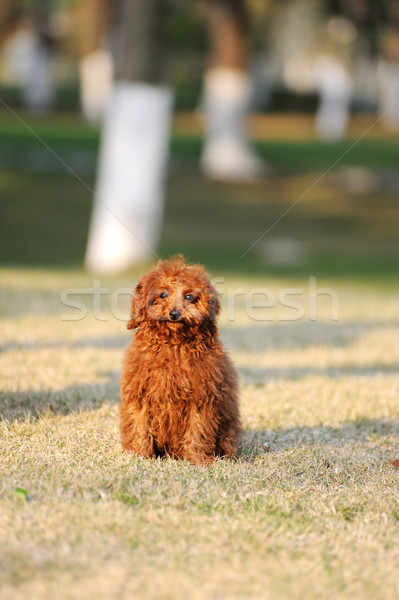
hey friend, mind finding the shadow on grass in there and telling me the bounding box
[240,418,399,457]
[0,377,120,422]
[221,320,399,353]
[2,383,398,468]
[239,362,399,384]
[2,376,398,460]
[1,314,397,421]
[0,336,128,353]
[1,316,398,354]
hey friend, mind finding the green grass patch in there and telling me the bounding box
[1,167,398,277]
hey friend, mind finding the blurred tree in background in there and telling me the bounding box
[0,0,398,273]
[0,0,398,115]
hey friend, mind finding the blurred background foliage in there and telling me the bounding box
[0,0,398,110]
[0,0,398,277]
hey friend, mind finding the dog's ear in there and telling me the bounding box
[127,283,144,330]
[208,283,221,321]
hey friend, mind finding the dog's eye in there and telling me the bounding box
[185,294,194,302]
[160,292,168,299]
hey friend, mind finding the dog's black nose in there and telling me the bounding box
[169,310,182,321]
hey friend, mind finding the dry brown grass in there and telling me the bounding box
[1,268,399,600]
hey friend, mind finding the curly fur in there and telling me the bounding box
[120,256,241,465]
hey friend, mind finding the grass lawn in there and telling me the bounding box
[1,113,399,599]
[1,267,399,600]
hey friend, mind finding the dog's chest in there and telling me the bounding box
[140,346,209,450]
[125,339,225,454]
[134,342,220,415]
[145,345,206,399]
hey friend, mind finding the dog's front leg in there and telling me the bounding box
[181,411,218,465]
[181,443,215,466]
[120,410,155,458]
[125,433,155,459]
[215,425,239,460]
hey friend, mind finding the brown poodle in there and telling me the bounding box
[120,256,241,465]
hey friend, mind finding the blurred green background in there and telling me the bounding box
[1,112,398,278]
[0,0,398,279]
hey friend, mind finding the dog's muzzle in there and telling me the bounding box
[169,310,182,321]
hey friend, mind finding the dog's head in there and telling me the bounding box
[127,256,220,332]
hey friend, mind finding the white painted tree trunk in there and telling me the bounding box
[23,41,54,112]
[200,68,265,180]
[79,50,113,124]
[3,29,54,112]
[314,55,351,141]
[85,82,172,274]
[378,61,399,130]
